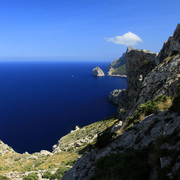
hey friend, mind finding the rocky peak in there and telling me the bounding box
[157,23,180,64]
[126,46,136,52]
[125,48,157,99]
[92,67,105,77]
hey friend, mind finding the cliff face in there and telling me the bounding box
[157,24,180,64]
[108,52,126,69]
[108,52,127,76]
[62,24,180,180]
[126,48,157,98]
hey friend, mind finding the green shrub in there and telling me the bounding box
[0,175,10,180]
[170,94,180,114]
[65,159,77,166]
[42,171,52,179]
[125,95,172,131]
[78,144,93,155]
[170,84,180,114]
[50,166,70,180]
[23,173,38,180]
[91,148,150,180]
[95,129,116,148]
[144,59,149,64]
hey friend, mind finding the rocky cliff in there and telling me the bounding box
[108,52,127,76]
[62,24,180,180]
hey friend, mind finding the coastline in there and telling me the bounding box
[108,74,127,77]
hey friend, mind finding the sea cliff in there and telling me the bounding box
[0,24,180,180]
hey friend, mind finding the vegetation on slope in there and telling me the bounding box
[91,148,150,180]
[0,117,118,179]
[170,83,180,114]
[120,95,172,133]
[111,64,126,75]
[91,93,180,180]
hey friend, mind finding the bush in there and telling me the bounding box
[23,173,38,180]
[170,84,180,114]
[126,95,172,130]
[91,148,150,180]
[170,95,180,114]
[0,175,10,180]
[95,129,116,148]
[50,167,70,180]
[42,171,52,179]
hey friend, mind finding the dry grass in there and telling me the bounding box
[163,56,172,62]
[139,113,145,122]
[157,98,172,111]
[0,117,118,176]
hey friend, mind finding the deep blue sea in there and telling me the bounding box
[0,62,127,153]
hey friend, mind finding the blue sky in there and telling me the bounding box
[0,0,179,61]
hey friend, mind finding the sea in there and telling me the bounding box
[0,62,127,153]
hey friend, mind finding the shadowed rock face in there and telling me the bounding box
[92,67,105,76]
[126,48,157,98]
[108,89,126,105]
[157,24,180,64]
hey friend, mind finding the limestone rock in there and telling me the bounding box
[92,67,105,76]
[62,111,180,180]
[108,52,127,76]
[157,24,180,64]
[0,140,15,155]
[108,52,126,69]
[125,48,157,98]
[108,89,125,105]
[40,150,52,156]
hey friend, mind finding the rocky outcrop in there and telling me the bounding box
[109,47,157,117]
[157,24,180,64]
[135,54,180,111]
[126,48,157,98]
[108,89,125,105]
[62,111,180,180]
[0,140,15,155]
[92,67,105,76]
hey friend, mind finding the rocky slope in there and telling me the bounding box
[62,24,180,180]
[108,52,127,76]
[0,117,117,179]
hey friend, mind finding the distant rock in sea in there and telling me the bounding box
[92,67,105,76]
